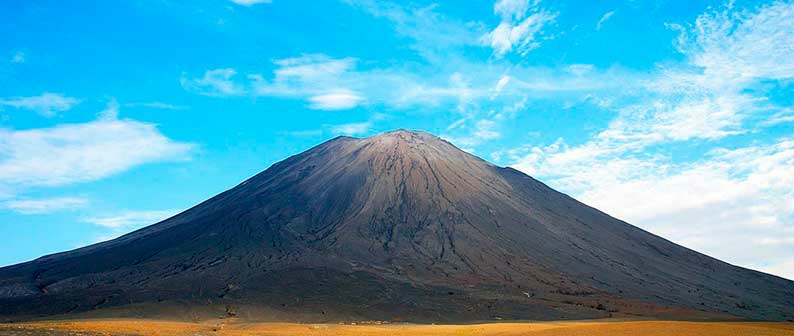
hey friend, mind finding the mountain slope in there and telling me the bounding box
[1,130,792,322]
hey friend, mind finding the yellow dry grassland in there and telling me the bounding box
[2,319,794,336]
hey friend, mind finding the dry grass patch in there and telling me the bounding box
[3,319,794,336]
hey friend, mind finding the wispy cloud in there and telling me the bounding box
[253,54,366,110]
[596,10,615,30]
[507,1,794,279]
[183,1,561,117]
[343,0,484,62]
[473,119,501,140]
[183,55,367,110]
[308,90,364,110]
[442,118,502,150]
[124,102,188,110]
[0,93,80,117]
[760,108,794,127]
[83,209,179,229]
[590,1,794,145]
[228,0,271,6]
[482,0,557,57]
[184,54,493,112]
[3,197,88,215]
[329,122,372,136]
[491,75,511,99]
[180,68,244,97]
[510,137,794,279]
[0,102,194,188]
[326,113,389,136]
[10,52,25,64]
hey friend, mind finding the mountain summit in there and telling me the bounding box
[1,130,793,322]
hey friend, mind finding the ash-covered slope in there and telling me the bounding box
[1,130,792,322]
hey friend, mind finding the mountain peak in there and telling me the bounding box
[363,129,442,146]
[374,128,433,137]
[2,130,793,322]
[319,129,475,169]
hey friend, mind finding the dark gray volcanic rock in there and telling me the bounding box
[1,130,793,322]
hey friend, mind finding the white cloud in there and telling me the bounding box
[308,90,364,110]
[270,54,356,83]
[10,52,25,64]
[622,1,794,141]
[596,10,615,30]
[511,136,794,279]
[329,122,372,136]
[671,2,794,85]
[0,103,194,188]
[395,72,487,114]
[3,197,88,215]
[184,55,369,110]
[180,68,244,97]
[187,54,495,112]
[572,1,794,146]
[83,209,180,229]
[343,0,484,62]
[251,55,365,109]
[483,0,556,57]
[441,118,502,149]
[0,93,80,117]
[763,259,794,281]
[565,64,595,77]
[255,54,365,110]
[228,0,271,6]
[761,108,794,126]
[446,118,467,130]
[125,102,188,110]
[473,119,500,140]
[506,2,794,279]
[493,0,531,21]
[491,75,511,99]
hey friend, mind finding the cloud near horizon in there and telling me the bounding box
[3,197,88,215]
[0,102,194,189]
[0,93,81,117]
[507,1,794,279]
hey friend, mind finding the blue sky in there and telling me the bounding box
[1,0,792,279]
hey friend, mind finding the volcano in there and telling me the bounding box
[1,130,792,322]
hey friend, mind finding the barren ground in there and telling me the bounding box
[2,319,793,336]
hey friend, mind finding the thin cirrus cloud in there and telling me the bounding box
[227,0,271,6]
[308,90,364,111]
[0,102,194,188]
[181,55,367,110]
[80,208,183,245]
[3,197,88,215]
[0,93,81,117]
[181,1,557,114]
[506,1,794,280]
[343,0,485,62]
[329,122,372,136]
[179,68,244,97]
[10,51,25,63]
[482,0,557,57]
[510,136,794,279]
[596,10,615,30]
[124,102,188,110]
[83,209,180,229]
[326,113,388,136]
[441,118,502,151]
